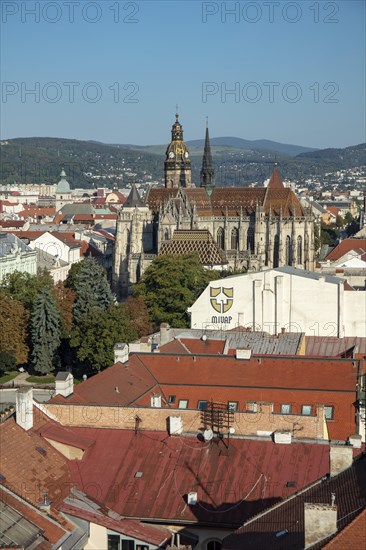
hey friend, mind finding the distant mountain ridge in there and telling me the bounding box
[117,136,317,157]
[0,137,364,188]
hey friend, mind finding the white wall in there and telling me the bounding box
[188,268,366,337]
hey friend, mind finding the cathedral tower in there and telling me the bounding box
[200,120,215,189]
[164,111,192,188]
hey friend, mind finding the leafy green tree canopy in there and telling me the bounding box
[0,290,29,365]
[134,254,219,328]
[0,269,53,310]
[70,303,137,372]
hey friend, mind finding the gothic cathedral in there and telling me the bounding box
[113,113,315,297]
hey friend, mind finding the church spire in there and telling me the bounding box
[200,119,215,188]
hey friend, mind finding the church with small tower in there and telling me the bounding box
[113,113,315,297]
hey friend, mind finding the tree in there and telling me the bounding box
[30,287,61,374]
[71,258,114,325]
[0,291,29,365]
[124,296,152,337]
[71,303,137,372]
[134,254,219,328]
[0,351,16,374]
[0,270,53,311]
[53,282,75,338]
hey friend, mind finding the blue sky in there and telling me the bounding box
[1,0,365,148]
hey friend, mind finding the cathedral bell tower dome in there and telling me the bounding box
[164,111,192,188]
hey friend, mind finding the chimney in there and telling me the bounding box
[39,492,51,514]
[16,387,33,431]
[281,327,286,334]
[304,502,337,548]
[55,372,74,397]
[236,348,252,360]
[160,323,171,345]
[330,443,353,477]
[114,343,129,364]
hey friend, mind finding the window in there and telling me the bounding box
[207,541,222,550]
[324,406,334,420]
[247,401,258,413]
[168,395,176,404]
[121,541,135,550]
[285,236,292,265]
[108,535,120,550]
[281,404,292,414]
[297,235,302,265]
[247,227,255,253]
[178,399,188,409]
[301,405,312,416]
[216,227,225,250]
[198,400,208,411]
[231,227,239,250]
[228,401,238,412]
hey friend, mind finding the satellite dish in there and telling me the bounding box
[203,429,214,441]
[229,427,235,434]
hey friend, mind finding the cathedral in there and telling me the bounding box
[113,113,315,297]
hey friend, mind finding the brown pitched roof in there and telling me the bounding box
[210,188,265,216]
[66,428,331,527]
[325,239,366,261]
[146,188,179,213]
[0,415,72,509]
[159,230,228,265]
[222,454,366,550]
[267,164,285,189]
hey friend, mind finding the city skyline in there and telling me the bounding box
[1,0,365,149]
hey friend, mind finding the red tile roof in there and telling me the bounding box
[267,165,284,189]
[325,239,366,261]
[50,360,159,406]
[0,416,72,509]
[60,502,172,546]
[323,507,366,549]
[0,220,27,228]
[222,453,366,550]
[52,353,360,440]
[180,338,225,355]
[67,428,331,526]
[0,487,69,548]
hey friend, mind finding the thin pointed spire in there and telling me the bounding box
[200,120,215,188]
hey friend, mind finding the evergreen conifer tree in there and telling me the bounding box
[30,287,61,374]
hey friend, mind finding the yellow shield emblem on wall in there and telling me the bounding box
[210,287,234,313]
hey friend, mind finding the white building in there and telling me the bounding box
[188,266,366,338]
[0,233,37,282]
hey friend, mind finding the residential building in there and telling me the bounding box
[0,232,37,282]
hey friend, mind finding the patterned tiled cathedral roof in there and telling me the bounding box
[159,229,228,266]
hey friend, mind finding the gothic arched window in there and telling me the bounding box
[273,234,279,268]
[231,227,239,250]
[125,229,131,255]
[297,235,302,265]
[247,227,255,254]
[286,235,291,265]
[164,228,169,241]
[217,227,225,250]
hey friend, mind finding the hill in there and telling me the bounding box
[0,137,364,188]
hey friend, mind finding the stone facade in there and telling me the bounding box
[112,116,315,297]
